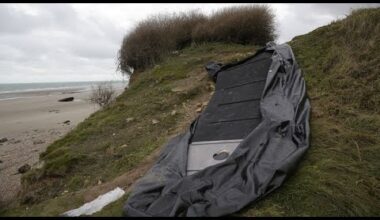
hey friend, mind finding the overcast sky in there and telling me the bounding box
[0,3,378,84]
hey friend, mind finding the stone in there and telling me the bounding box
[0,160,3,163]
[113,154,122,159]
[63,120,71,125]
[58,97,74,102]
[10,139,21,144]
[33,140,45,145]
[171,87,185,93]
[196,102,202,108]
[49,109,60,113]
[0,137,8,143]
[171,110,177,116]
[36,161,44,169]
[152,119,159,124]
[18,164,31,174]
[126,117,135,123]
[208,83,215,91]
[196,107,202,113]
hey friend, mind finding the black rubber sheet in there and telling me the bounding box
[192,50,272,142]
[123,42,311,217]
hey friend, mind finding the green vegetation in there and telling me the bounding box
[240,8,380,216]
[0,42,256,216]
[1,7,379,217]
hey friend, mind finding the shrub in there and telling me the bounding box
[117,11,206,74]
[117,5,276,75]
[89,82,116,107]
[192,5,276,45]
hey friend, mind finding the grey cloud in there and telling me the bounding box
[0,5,41,34]
[0,3,378,83]
[0,4,79,35]
[68,38,119,60]
[273,3,379,43]
[311,3,379,15]
[0,4,122,83]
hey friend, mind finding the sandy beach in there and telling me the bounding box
[0,87,124,205]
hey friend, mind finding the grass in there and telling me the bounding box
[1,7,379,217]
[238,8,380,216]
[0,42,256,216]
[92,194,129,216]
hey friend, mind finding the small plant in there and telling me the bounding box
[89,82,116,108]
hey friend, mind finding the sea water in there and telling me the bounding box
[0,80,129,101]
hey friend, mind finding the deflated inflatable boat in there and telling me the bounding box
[123,42,311,217]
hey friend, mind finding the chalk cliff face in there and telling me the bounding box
[2,8,379,217]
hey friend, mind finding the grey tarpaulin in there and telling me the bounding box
[123,42,311,217]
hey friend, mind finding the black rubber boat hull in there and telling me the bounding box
[123,42,311,217]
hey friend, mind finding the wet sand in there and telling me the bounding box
[0,88,123,205]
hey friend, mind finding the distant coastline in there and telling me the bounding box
[0,80,128,101]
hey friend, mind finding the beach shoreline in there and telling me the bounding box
[0,86,124,206]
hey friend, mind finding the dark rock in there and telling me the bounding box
[49,109,60,113]
[63,120,71,125]
[58,97,74,102]
[113,154,123,159]
[21,191,38,204]
[10,139,21,144]
[0,137,8,143]
[18,164,31,174]
[0,160,3,163]
[33,140,45,145]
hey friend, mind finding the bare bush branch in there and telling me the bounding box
[117,5,276,75]
[89,82,116,108]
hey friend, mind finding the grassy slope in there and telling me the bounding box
[1,8,379,216]
[0,43,256,216]
[240,8,380,216]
